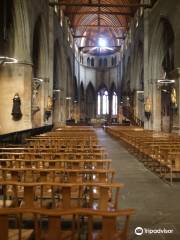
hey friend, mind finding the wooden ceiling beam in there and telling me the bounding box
[64,11,133,16]
[73,35,125,39]
[71,25,127,28]
[79,45,121,49]
[49,2,152,8]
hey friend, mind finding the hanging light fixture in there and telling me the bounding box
[157,72,175,84]
[0,56,18,65]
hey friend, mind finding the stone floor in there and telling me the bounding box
[96,128,180,240]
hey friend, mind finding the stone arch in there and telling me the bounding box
[80,82,85,100]
[31,15,48,127]
[91,58,94,67]
[0,0,33,134]
[104,58,108,67]
[123,57,131,96]
[66,57,73,97]
[0,0,14,57]
[133,41,144,90]
[53,40,62,125]
[149,18,175,131]
[97,82,109,93]
[87,57,90,66]
[73,76,78,102]
[110,82,117,96]
[149,17,175,81]
[14,0,30,61]
[99,58,102,67]
[32,15,48,78]
[80,82,85,120]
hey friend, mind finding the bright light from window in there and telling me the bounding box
[97,93,101,115]
[112,92,117,115]
[98,38,107,48]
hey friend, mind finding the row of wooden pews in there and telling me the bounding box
[0,126,134,240]
[106,126,180,184]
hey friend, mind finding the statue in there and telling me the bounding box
[144,97,151,120]
[171,88,178,111]
[47,96,53,111]
[11,93,22,121]
[45,96,53,121]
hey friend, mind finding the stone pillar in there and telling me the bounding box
[171,68,180,134]
[0,62,32,134]
[143,3,150,129]
[152,82,161,131]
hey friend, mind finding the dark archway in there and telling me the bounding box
[0,0,14,56]
[80,82,85,120]
[53,40,62,125]
[161,19,174,132]
[86,82,96,120]
[31,15,48,127]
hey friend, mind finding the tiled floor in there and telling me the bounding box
[96,128,180,240]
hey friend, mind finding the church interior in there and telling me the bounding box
[0,0,180,239]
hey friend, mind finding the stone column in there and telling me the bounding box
[151,82,161,131]
[0,62,32,134]
[143,3,150,129]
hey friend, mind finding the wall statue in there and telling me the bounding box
[11,93,22,121]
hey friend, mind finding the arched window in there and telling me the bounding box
[112,92,117,115]
[102,90,109,114]
[91,58,94,67]
[114,56,117,65]
[97,89,109,115]
[97,92,101,115]
[87,57,90,66]
[99,58,102,67]
[104,58,107,67]
[111,57,114,66]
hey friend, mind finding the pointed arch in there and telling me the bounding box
[86,82,96,119]
[80,82,85,100]
[73,76,78,102]
[32,15,48,78]
[110,82,118,116]
[149,17,175,80]
[97,83,109,116]
[14,0,31,61]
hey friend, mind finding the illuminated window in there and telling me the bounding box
[102,90,109,114]
[98,38,107,47]
[60,10,63,26]
[97,93,101,115]
[97,90,109,115]
[112,92,117,115]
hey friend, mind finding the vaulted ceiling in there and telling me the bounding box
[52,0,153,55]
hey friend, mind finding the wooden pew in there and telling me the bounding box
[0,158,112,169]
[0,207,135,240]
[106,126,180,183]
[0,167,115,183]
[0,181,124,210]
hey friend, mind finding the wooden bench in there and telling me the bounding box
[106,126,180,183]
[0,167,115,183]
[0,158,112,169]
[0,181,124,210]
[0,207,135,240]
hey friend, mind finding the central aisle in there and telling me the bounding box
[96,128,180,240]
